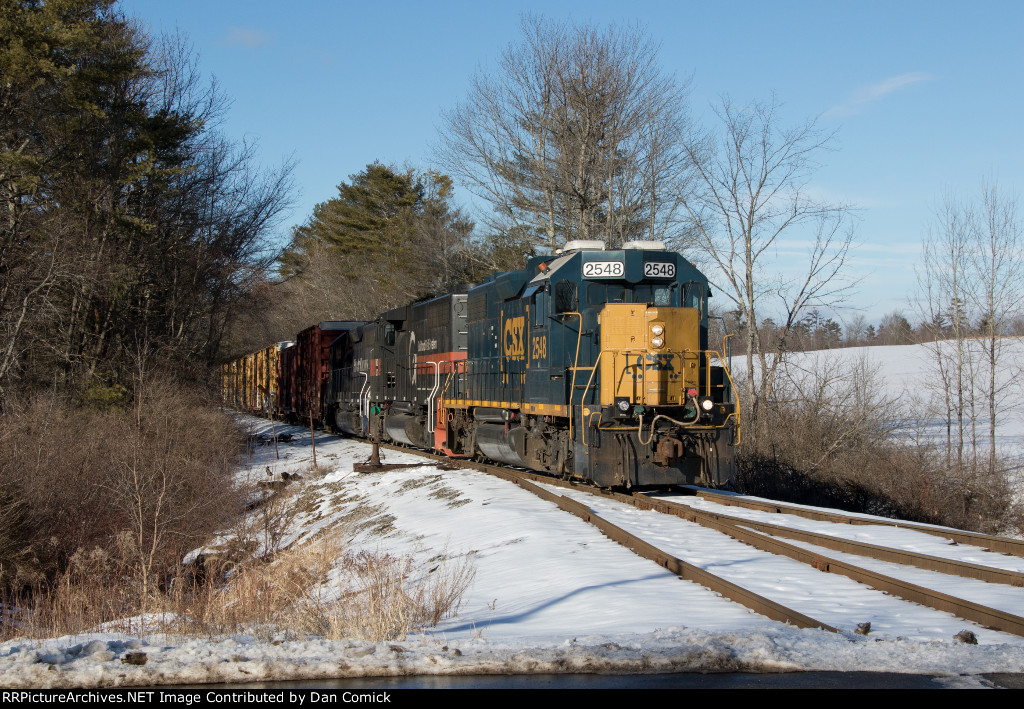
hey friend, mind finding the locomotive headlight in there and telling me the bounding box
[651,336,664,348]
[614,397,632,418]
[699,397,715,412]
[650,324,664,336]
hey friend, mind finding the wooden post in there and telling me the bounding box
[370,434,381,467]
[309,411,317,468]
[269,396,280,460]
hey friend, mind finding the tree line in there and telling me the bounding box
[0,0,288,604]
[715,304,1024,357]
[1,0,292,405]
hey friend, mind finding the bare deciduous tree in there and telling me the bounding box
[842,313,868,346]
[916,181,1023,486]
[436,16,694,252]
[972,183,1023,476]
[680,96,856,430]
[917,195,974,471]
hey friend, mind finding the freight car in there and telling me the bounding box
[324,240,739,487]
[280,321,364,423]
[222,321,364,424]
[222,341,288,415]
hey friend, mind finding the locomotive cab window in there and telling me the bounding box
[682,282,706,313]
[523,284,548,327]
[383,323,396,346]
[554,281,578,313]
[532,286,549,327]
[587,283,627,306]
[634,284,676,307]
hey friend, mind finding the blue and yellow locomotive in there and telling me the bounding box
[325,240,739,487]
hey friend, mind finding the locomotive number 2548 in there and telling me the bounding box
[643,262,676,278]
[582,261,625,278]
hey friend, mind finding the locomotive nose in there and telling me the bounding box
[598,303,700,409]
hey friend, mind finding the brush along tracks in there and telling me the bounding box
[374,443,1024,638]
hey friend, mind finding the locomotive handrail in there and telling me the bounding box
[575,351,603,445]
[565,310,584,410]
[704,348,742,445]
[425,361,441,438]
[722,333,736,380]
[357,372,370,434]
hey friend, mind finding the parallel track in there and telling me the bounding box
[647,493,1024,587]
[373,442,1024,637]
[691,488,1024,557]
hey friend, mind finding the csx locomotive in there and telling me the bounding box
[225,240,739,487]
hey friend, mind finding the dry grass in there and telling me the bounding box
[739,354,1024,534]
[0,544,137,640]
[167,534,475,642]
[0,532,475,643]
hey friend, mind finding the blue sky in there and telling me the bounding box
[120,0,1023,322]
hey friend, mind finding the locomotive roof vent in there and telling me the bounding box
[557,239,606,254]
[623,240,667,251]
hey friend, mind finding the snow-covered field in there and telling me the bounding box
[3,341,1024,688]
[752,339,1024,465]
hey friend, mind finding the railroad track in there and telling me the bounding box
[687,488,1024,557]
[370,441,1024,639]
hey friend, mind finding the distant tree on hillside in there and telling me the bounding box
[843,313,868,346]
[877,312,914,345]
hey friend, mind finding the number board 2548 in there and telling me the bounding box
[582,261,624,278]
[643,262,676,278]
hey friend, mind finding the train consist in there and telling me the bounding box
[223,240,740,487]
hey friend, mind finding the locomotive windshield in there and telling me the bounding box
[582,282,695,308]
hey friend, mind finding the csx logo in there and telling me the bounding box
[630,353,676,381]
[503,316,525,359]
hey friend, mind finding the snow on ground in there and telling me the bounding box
[746,339,1024,470]
[546,483,1024,643]
[2,413,1023,688]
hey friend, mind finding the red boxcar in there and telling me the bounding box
[282,321,364,424]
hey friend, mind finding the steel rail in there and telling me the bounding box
[484,468,837,632]
[373,444,835,632]
[692,489,1024,557]
[643,495,1024,587]
[372,443,1024,636]
[606,491,1024,638]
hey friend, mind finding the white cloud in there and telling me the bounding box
[220,26,272,49]
[823,72,935,119]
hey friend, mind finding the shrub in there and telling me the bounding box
[0,377,245,633]
[738,353,1023,534]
